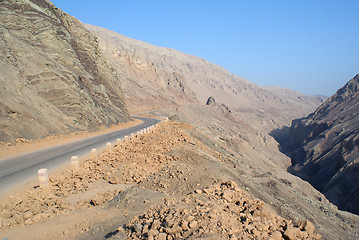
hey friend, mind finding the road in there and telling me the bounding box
[0,117,160,193]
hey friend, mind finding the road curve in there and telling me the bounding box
[0,117,160,193]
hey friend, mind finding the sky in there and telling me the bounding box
[51,0,359,96]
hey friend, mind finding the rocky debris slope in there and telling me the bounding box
[124,181,321,240]
[1,121,358,239]
[84,24,325,134]
[0,0,130,142]
[285,74,359,214]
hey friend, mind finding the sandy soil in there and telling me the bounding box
[0,118,142,161]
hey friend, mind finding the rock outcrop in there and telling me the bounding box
[286,74,359,214]
[0,0,130,142]
[206,96,232,114]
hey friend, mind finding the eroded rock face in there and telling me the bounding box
[287,74,359,214]
[0,0,130,142]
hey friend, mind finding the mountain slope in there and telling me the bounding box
[84,24,325,134]
[0,0,130,142]
[287,74,359,214]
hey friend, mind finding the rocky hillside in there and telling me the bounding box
[0,0,130,142]
[84,24,325,134]
[286,74,359,214]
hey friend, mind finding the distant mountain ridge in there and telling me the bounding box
[287,74,359,214]
[84,24,325,134]
[0,0,130,142]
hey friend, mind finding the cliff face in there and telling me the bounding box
[287,74,359,214]
[0,0,130,142]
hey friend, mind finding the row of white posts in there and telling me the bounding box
[37,123,160,189]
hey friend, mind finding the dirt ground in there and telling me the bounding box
[1,120,358,239]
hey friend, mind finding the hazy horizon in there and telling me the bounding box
[52,0,359,96]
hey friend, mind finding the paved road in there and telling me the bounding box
[0,117,160,193]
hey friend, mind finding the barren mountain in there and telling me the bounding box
[84,24,325,134]
[285,74,359,214]
[0,0,130,142]
[2,1,359,240]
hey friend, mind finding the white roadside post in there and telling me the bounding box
[71,156,79,171]
[106,142,111,153]
[38,168,49,189]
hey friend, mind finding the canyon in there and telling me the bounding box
[284,74,359,215]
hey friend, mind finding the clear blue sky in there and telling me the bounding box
[51,0,359,96]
